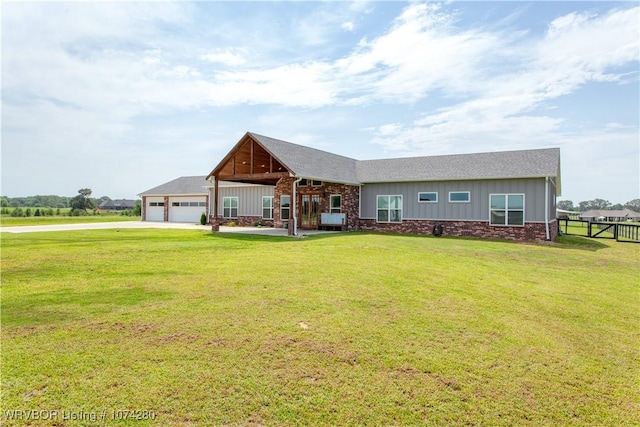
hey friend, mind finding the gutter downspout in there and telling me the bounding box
[544,177,550,240]
[292,177,302,236]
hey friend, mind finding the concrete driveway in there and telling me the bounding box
[0,221,334,236]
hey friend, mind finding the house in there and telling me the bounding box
[206,132,561,240]
[98,198,136,211]
[138,175,272,223]
[580,209,640,222]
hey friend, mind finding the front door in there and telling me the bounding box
[299,194,320,228]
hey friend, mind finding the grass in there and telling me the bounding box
[1,230,638,426]
[0,215,141,227]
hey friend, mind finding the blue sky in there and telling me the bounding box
[2,1,638,204]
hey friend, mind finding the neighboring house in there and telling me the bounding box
[580,209,640,222]
[98,198,136,211]
[138,175,272,223]
[206,132,562,240]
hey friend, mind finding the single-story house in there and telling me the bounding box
[98,198,136,211]
[138,175,272,223]
[580,209,640,222]
[206,132,561,240]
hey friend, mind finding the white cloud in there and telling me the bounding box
[342,21,355,32]
[2,2,638,203]
[369,6,639,155]
[201,49,247,66]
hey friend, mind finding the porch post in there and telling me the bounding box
[212,178,220,231]
[289,178,296,236]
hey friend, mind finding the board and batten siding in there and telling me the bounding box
[360,178,551,222]
[216,185,275,217]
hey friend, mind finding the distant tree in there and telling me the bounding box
[134,201,142,216]
[11,208,24,217]
[25,208,32,217]
[34,208,41,217]
[56,208,61,216]
[557,200,574,211]
[578,199,612,211]
[624,199,640,211]
[69,188,95,214]
[0,197,9,208]
[611,203,624,210]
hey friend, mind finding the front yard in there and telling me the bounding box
[1,230,638,425]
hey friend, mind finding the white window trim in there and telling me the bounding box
[330,194,342,213]
[418,192,438,203]
[490,193,525,227]
[262,196,274,219]
[448,191,470,203]
[376,195,403,223]
[222,196,239,219]
[280,195,291,221]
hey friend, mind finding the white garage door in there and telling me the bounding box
[168,197,207,223]
[146,198,165,221]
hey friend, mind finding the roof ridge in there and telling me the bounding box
[248,132,358,163]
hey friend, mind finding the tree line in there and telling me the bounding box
[558,198,640,212]
[1,189,141,217]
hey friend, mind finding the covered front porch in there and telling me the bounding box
[206,132,360,236]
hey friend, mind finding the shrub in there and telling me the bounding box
[200,213,207,225]
[226,221,236,227]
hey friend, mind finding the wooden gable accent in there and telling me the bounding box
[209,133,289,185]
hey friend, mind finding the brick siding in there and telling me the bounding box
[358,219,557,241]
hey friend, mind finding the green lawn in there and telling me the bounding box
[0,215,141,227]
[1,230,638,426]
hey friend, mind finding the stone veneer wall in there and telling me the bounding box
[358,219,557,241]
[209,215,274,227]
[273,178,360,231]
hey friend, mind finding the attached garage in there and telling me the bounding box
[139,176,210,223]
[140,175,273,224]
[145,197,165,222]
[168,197,207,223]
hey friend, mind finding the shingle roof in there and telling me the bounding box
[247,133,560,189]
[356,148,561,183]
[139,176,208,196]
[139,176,258,196]
[581,209,640,218]
[98,198,136,209]
[249,133,360,184]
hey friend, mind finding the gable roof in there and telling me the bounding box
[139,175,264,196]
[356,148,561,183]
[209,132,561,193]
[580,209,640,219]
[139,176,209,196]
[98,198,136,209]
[249,133,360,184]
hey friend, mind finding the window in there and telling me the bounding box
[281,195,290,220]
[418,192,438,203]
[490,194,524,226]
[223,197,238,218]
[262,196,274,219]
[180,202,189,206]
[311,180,322,186]
[149,202,164,207]
[449,191,470,203]
[172,202,180,207]
[189,202,199,207]
[377,195,402,223]
[198,202,206,207]
[299,179,308,187]
[330,195,342,214]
